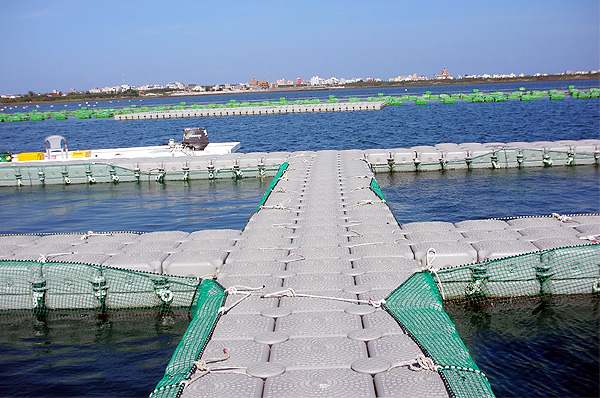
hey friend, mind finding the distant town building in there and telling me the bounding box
[249,78,270,89]
[433,67,453,80]
[310,76,325,86]
[389,73,430,82]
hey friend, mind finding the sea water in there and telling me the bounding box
[0,81,599,397]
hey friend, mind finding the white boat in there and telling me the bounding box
[12,127,240,162]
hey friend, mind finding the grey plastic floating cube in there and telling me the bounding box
[354,257,421,273]
[35,234,86,246]
[506,218,563,229]
[0,244,18,257]
[411,242,477,268]
[162,251,224,277]
[137,231,191,242]
[374,366,449,398]
[284,273,353,291]
[102,251,166,273]
[533,237,596,250]
[404,231,464,243]
[454,219,509,231]
[211,313,275,341]
[460,229,522,243]
[472,240,539,262]
[286,259,353,273]
[123,241,182,254]
[517,226,579,241]
[276,311,362,338]
[220,260,285,276]
[179,372,263,398]
[362,311,406,335]
[226,248,289,263]
[271,336,368,369]
[401,221,455,232]
[73,241,125,255]
[0,235,40,246]
[367,334,424,363]
[279,289,357,312]
[351,242,414,260]
[264,367,376,398]
[189,229,241,240]
[356,271,416,290]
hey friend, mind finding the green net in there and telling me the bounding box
[369,177,402,227]
[385,273,495,398]
[436,244,600,302]
[149,279,226,398]
[251,161,289,213]
[0,259,200,312]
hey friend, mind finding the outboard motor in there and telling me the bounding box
[182,128,209,151]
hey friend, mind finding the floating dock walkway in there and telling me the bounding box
[1,139,599,187]
[114,102,385,120]
[1,143,599,397]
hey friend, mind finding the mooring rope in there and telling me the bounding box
[420,248,446,300]
[262,288,386,308]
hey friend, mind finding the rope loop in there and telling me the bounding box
[552,213,573,223]
[390,354,439,372]
[579,235,600,243]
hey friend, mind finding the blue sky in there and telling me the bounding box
[1,0,598,94]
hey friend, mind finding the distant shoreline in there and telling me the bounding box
[2,74,598,107]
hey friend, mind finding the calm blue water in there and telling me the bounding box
[0,310,190,397]
[0,178,272,234]
[0,81,599,397]
[445,296,600,398]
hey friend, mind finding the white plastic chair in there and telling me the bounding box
[44,135,68,159]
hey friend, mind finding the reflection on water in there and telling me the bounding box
[378,166,600,224]
[0,177,272,234]
[445,296,600,398]
[0,310,190,397]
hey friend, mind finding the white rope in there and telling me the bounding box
[347,230,364,237]
[349,175,372,179]
[260,203,291,211]
[259,198,292,211]
[421,248,446,300]
[80,231,113,240]
[347,241,385,248]
[283,253,305,264]
[181,350,250,387]
[224,285,266,296]
[579,235,600,243]
[348,199,386,208]
[262,288,386,308]
[198,271,218,280]
[37,252,76,263]
[349,186,370,192]
[552,213,573,223]
[271,223,297,229]
[218,284,267,313]
[389,354,439,372]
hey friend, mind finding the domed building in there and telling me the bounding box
[433,67,454,80]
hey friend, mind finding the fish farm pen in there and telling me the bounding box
[0,84,598,397]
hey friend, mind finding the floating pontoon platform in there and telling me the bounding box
[1,141,599,397]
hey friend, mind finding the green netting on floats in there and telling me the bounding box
[369,177,402,227]
[247,162,289,218]
[436,244,600,302]
[149,279,226,398]
[0,259,200,311]
[385,273,495,398]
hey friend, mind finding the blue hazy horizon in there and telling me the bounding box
[1,0,598,95]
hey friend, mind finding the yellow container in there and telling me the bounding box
[16,152,44,161]
[71,150,91,158]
